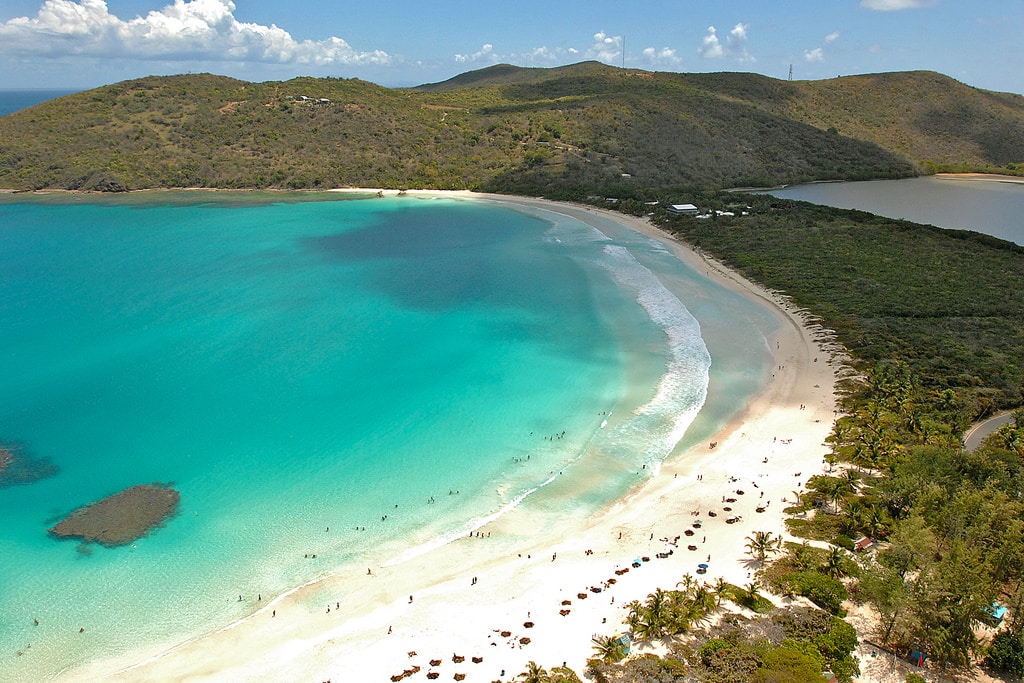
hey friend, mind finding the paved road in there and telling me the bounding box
[964,411,1015,451]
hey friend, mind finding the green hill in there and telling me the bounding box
[0,62,1021,193]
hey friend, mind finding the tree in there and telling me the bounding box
[745,530,783,564]
[822,546,851,579]
[863,505,890,540]
[623,599,644,633]
[591,635,626,664]
[517,661,551,683]
[643,587,671,632]
[712,576,731,606]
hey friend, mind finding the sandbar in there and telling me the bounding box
[935,172,1024,185]
[59,193,842,682]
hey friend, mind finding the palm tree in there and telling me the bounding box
[591,634,626,664]
[823,545,850,578]
[690,582,717,614]
[841,467,861,493]
[738,580,766,611]
[517,660,551,683]
[623,599,644,633]
[643,587,670,629]
[791,540,814,570]
[712,577,730,607]
[842,498,865,535]
[864,505,890,539]
[744,530,783,564]
[819,477,847,514]
[633,610,666,641]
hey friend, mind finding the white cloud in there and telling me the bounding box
[0,0,391,65]
[454,43,495,64]
[728,22,755,63]
[585,30,622,63]
[860,0,934,10]
[699,22,755,63]
[825,31,841,43]
[641,46,682,65]
[527,45,579,65]
[804,47,825,62]
[698,25,724,59]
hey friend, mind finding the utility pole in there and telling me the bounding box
[788,64,793,81]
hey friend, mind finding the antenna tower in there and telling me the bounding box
[788,64,793,81]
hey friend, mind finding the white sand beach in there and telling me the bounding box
[64,193,843,683]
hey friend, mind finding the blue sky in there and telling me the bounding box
[0,0,1021,94]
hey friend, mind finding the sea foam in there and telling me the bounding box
[596,243,711,470]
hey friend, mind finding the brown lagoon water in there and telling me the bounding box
[764,176,1024,246]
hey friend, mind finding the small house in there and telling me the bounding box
[854,536,873,552]
[667,203,699,216]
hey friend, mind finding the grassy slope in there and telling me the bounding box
[3,63,1021,192]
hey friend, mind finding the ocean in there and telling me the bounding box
[0,90,79,118]
[0,192,777,679]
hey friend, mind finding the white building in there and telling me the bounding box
[667,203,699,216]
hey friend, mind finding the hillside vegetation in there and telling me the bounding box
[646,194,1024,415]
[1,62,1022,193]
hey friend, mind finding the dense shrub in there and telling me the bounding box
[986,630,1024,677]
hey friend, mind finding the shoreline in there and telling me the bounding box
[58,191,841,682]
[934,172,1024,185]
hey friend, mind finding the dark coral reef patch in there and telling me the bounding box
[48,483,180,547]
[0,442,58,488]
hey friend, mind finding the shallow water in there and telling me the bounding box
[0,193,776,679]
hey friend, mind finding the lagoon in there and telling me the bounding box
[764,175,1024,246]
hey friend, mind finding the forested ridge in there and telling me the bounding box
[0,61,1022,193]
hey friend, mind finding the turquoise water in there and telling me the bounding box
[0,193,777,679]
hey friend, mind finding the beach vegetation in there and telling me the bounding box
[779,571,849,616]
[516,660,551,683]
[547,666,582,683]
[590,635,628,664]
[761,543,853,616]
[744,530,784,564]
[592,604,858,682]
[783,511,844,543]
